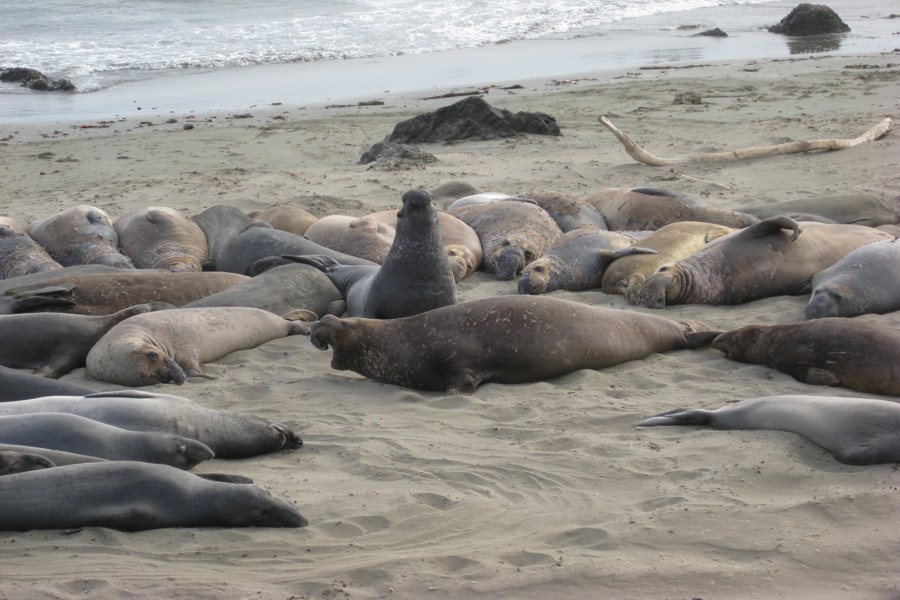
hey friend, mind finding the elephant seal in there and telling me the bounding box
[0,267,249,315]
[310,295,720,394]
[0,443,106,467]
[518,190,608,232]
[184,263,345,317]
[806,238,900,319]
[446,192,517,210]
[712,318,900,397]
[366,209,483,281]
[0,390,302,458]
[449,198,562,280]
[518,229,653,294]
[0,217,61,280]
[737,193,900,227]
[637,395,900,466]
[600,221,734,303]
[0,365,99,402]
[0,450,55,475]
[304,215,396,264]
[583,187,759,230]
[0,302,170,378]
[191,205,254,270]
[300,189,457,318]
[115,206,209,272]
[637,217,893,308]
[26,205,134,268]
[214,221,376,275]
[0,461,307,530]
[428,180,483,210]
[248,204,318,236]
[86,306,312,386]
[0,412,214,467]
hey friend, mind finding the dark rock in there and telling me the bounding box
[767,4,850,36]
[0,67,75,92]
[694,27,728,37]
[385,96,560,144]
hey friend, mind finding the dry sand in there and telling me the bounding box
[0,52,899,599]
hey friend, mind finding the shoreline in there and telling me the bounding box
[2,0,898,130]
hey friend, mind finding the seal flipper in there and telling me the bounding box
[742,216,802,241]
[636,408,715,428]
[1,284,77,314]
[803,367,841,387]
[597,246,658,263]
[445,369,481,395]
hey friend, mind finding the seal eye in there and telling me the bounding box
[146,351,159,361]
[501,239,511,247]
[658,265,670,272]
[534,265,544,273]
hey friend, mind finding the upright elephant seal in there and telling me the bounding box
[309,295,719,394]
[248,204,318,236]
[583,187,759,231]
[637,395,900,465]
[0,461,307,530]
[301,189,457,319]
[303,215,396,264]
[518,228,653,294]
[115,206,209,272]
[86,306,312,386]
[0,412,214,468]
[0,267,249,315]
[0,302,169,378]
[0,217,61,280]
[0,390,303,458]
[637,217,892,308]
[26,205,134,268]
[712,318,900,397]
[806,238,900,319]
[449,198,562,280]
[600,221,734,303]
[366,208,483,282]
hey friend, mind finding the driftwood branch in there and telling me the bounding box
[598,116,894,166]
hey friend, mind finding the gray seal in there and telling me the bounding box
[26,205,134,268]
[86,306,311,386]
[0,461,307,530]
[310,295,719,394]
[301,189,457,318]
[637,395,900,465]
[0,390,302,458]
[712,317,900,397]
[806,237,900,319]
[0,217,61,280]
[737,193,900,228]
[0,412,214,468]
[0,365,99,402]
[0,302,169,378]
[0,450,55,475]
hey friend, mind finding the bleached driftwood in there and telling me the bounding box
[598,116,894,166]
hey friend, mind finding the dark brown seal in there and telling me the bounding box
[711,318,900,397]
[310,295,719,394]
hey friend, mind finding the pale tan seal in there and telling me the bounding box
[26,205,134,268]
[86,306,312,386]
[115,206,209,271]
[303,215,396,264]
[248,204,318,236]
[583,187,758,230]
[310,295,719,394]
[600,221,734,303]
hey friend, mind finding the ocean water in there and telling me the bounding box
[0,0,802,93]
[1,0,897,122]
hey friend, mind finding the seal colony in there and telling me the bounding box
[0,47,898,596]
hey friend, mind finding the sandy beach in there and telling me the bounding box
[0,46,899,599]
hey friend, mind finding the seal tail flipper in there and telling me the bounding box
[3,284,77,313]
[273,423,303,450]
[676,320,723,348]
[281,309,318,335]
[743,216,802,241]
[636,408,714,428]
